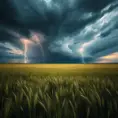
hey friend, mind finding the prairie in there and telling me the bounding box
[0,64,118,118]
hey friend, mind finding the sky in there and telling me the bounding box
[0,0,118,63]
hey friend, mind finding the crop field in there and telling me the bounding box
[0,64,118,118]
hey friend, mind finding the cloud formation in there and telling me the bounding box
[49,2,118,63]
[0,0,117,63]
[95,52,118,63]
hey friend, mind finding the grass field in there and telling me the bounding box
[0,64,118,118]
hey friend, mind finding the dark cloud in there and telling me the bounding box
[0,0,117,63]
[0,28,23,49]
[46,52,82,63]
[79,0,115,12]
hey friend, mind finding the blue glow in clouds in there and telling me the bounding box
[49,3,118,63]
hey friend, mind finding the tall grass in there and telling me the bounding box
[0,71,118,118]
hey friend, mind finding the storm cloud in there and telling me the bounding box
[0,0,117,63]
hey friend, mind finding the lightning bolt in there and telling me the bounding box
[23,40,28,63]
[20,39,33,63]
[79,47,85,63]
[78,34,100,63]
[2,28,28,63]
[3,28,45,63]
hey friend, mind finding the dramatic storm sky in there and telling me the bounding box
[0,0,118,63]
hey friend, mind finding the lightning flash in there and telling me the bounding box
[3,28,45,63]
[20,39,33,63]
